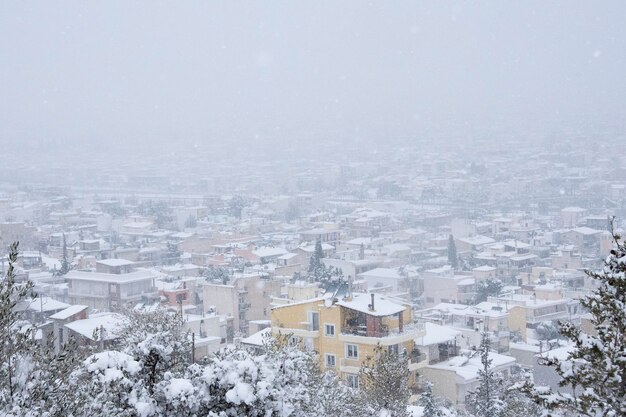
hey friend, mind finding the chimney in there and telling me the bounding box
[370,293,375,311]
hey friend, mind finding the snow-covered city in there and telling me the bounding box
[1,2,625,417]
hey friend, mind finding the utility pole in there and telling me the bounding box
[191,332,195,363]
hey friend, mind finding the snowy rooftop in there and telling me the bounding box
[571,226,601,235]
[49,305,88,320]
[457,235,495,246]
[415,322,460,346]
[252,247,289,258]
[336,293,406,317]
[473,265,496,272]
[16,296,71,313]
[358,267,406,280]
[65,312,126,341]
[97,258,135,267]
[299,243,335,253]
[241,327,272,347]
[428,351,516,381]
[65,269,157,284]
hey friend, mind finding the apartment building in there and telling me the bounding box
[203,273,282,336]
[422,266,476,307]
[66,269,159,311]
[271,292,426,389]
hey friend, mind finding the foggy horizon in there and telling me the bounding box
[2,1,626,152]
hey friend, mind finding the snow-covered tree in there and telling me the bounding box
[309,371,363,417]
[474,278,503,304]
[1,243,84,417]
[115,309,191,393]
[360,344,410,417]
[419,381,442,417]
[203,265,231,284]
[308,239,325,275]
[523,225,626,416]
[55,233,71,276]
[466,333,503,417]
[448,235,458,269]
[0,242,36,412]
[159,342,316,417]
[73,350,156,417]
[535,320,561,342]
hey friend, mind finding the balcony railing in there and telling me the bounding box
[341,321,425,339]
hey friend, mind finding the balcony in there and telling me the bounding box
[339,357,361,373]
[272,321,319,338]
[408,349,428,371]
[339,322,425,346]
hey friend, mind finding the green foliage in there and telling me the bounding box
[203,265,231,284]
[448,234,458,269]
[474,278,503,303]
[55,233,71,276]
[535,321,561,341]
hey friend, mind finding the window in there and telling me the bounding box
[325,323,335,337]
[346,344,359,359]
[346,374,359,389]
[388,344,400,355]
[309,312,319,331]
[325,354,336,368]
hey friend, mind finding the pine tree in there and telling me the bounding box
[523,224,626,416]
[419,381,442,417]
[467,333,503,417]
[57,233,71,276]
[360,344,410,417]
[448,235,458,269]
[308,239,325,274]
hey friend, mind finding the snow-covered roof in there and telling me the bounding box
[64,312,126,340]
[358,268,404,280]
[65,269,156,284]
[49,305,88,320]
[16,297,70,313]
[122,221,154,229]
[427,351,516,381]
[510,253,538,262]
[97,258,134,267]
[252,247,289,258]
[457,235,495,246]
[277,252,298,261]
[299,243,335,253]
[472,265,496,272]
[415,322,460,346]
[241,327,272,347]
[336,293,406,317]
[561,207,586,213]
[571,226,601,235]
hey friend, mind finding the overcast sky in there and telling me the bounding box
[1,1,625,150]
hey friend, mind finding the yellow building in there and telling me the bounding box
[271,292,426,389]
